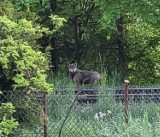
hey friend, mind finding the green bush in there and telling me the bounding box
[0,15,53,92]
[0,102,19,137]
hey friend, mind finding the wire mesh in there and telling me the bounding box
[1,87,160,137]
[115,88,160,103]
[0,90,44,137]
[48,87,160,137]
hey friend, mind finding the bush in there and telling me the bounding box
[0,15,53,92]
[0,102,19,136]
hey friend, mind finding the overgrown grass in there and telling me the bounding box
[45,71,160,137]
[12,71,160,137]
[47,71,75,88]
[47,88,160,137]
[47,70,123,88]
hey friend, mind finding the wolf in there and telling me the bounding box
[68,63,100,89]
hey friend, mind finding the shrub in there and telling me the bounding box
[0,102,19,136]
[0,15,53,93]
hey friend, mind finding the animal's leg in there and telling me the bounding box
[76,83,82,90]
[91,80,98,89]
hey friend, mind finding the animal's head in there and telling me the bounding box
[68,63,78,73]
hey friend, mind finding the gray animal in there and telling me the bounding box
[68,63,100,89]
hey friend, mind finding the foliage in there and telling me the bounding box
[7,0,160,85]
[125,20,160,84]
[0,0,160,135]
[0,102,19,137]
[2,91,43,126]
[45,0,160,84]
[95,113,160,137]
[49,15,67,33]
[0,15,53,92]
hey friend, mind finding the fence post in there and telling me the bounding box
[43,92,48,137]
[124,80,129,123]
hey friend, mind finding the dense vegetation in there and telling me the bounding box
[47,90,160,137]
[0,0,160,136]
[0,0,160,90]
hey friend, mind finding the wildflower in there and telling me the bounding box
[94,112,106,120]
[107,110,112,114]
[99,112,106,118]
[94,113,99,120]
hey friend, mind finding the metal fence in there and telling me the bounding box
[1,82,160,137]
[48,83,160,137]
[0,90,45,137]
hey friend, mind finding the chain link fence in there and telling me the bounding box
[48,85,160,137]
[1,84,160,137]
[48,87,123,137]
[0,90,44,137]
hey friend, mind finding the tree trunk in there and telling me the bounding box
[50,37,58,73]
[116,15,127,79]
[74,18,81,64]
[50,0,58,73]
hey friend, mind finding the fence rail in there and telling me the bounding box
[55,87,160,104]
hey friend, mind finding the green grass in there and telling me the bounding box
[11,71,160,137]
[47,90,160,137]
[46,71,160,137]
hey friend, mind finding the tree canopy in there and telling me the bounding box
[0,0,160,88]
